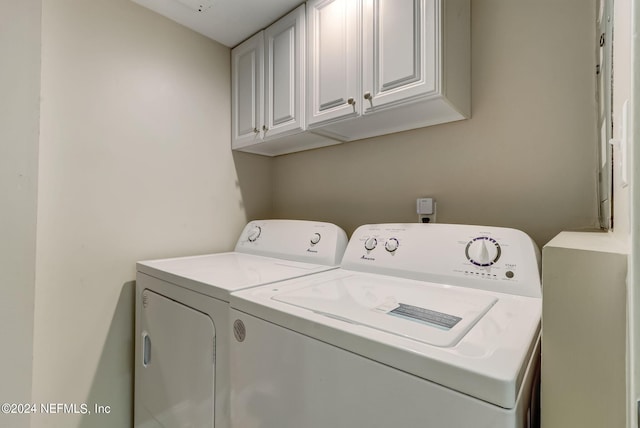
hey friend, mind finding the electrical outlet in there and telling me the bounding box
[416,198,436,223]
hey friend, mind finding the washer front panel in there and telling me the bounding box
[230,309,537,428]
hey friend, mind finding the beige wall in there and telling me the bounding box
[272,0,598,249]
[31,0,271,427]
[0,1,41,428]
[0,1,607,427]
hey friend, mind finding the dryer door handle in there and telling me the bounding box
[142,332,151,367]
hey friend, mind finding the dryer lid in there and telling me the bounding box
[272,275,497,347]
[137,253,335,301]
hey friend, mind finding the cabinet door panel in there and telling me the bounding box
[307,0,361,126]
[265,4,305,139]
[237,53,258,132]
[363,0,437,113]
[232,33,263,148]
[379,0,419,89]
[318,2,347,110]
[272,27,294,124]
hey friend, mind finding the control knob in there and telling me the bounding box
[364,237,378,251]
[247,226,262,242]
[465,236,501,266]
[385,238,399,253]
[310,233,321,245]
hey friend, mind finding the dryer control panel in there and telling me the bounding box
[341,223,541,298]
[235,220,348,267]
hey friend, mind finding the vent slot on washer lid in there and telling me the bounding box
[388,303,462,330]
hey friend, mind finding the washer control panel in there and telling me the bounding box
[342,223,541,298]
[235,220,348,266]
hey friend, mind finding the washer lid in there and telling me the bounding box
[273,277,497,347]
[231,269,542,409]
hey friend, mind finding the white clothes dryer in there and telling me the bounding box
[229,223,542,428]
[134,219,347,428]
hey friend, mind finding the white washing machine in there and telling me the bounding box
[134,219,348,428]
[229,223,542,428]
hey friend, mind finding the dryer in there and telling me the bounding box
[229,223,541,428]
[134,219,347,428]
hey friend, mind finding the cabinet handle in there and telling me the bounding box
[347,97,356,112]
[262,125,269,132]
[364,91,374,108]
[253,127,259,134]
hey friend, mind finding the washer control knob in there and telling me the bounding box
[247,226,262,242]
[465,237,501,266]
[364,237,378,251]
[310,232,321,245]
[385,238,399,253]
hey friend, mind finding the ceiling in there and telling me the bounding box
[131,0,304,47]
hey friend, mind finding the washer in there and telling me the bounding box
[229,223,542,428]
[134,219,347,428]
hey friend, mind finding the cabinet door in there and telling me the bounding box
[232,32,264,149]
[307,0,361,127]
[264,5,305,140]
[362,0,437,113]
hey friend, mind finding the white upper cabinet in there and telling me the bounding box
[232,4,340,156]
[232,32,264,150]
[232,0,469,155]
[362,0,436,112]
[306,0,361,125]
[263,5,305,139]
[309,0,470,141]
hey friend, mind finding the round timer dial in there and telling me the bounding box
[247,226,262,242]
[310,233,321,245]
[465,236,501,267]
[385,238,399,253]
[364,237,378,251]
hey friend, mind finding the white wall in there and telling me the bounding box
[0,2,41,428]
[632,0,640,418]
[628,0,640,424]
[31,0,271,427]
[272,0,598,248]
[612,0,632,237]
[607,0,637,424]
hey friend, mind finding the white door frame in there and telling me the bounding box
[630,1,639,426]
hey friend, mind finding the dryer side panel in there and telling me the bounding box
[136,289,215,428]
